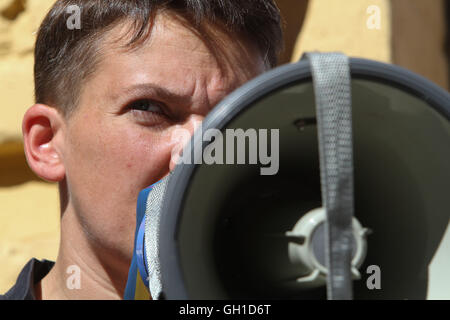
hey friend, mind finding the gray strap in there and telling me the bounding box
[144,175,171,300]
[305,52,355,300]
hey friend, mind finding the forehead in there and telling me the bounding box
[86,12,265,109]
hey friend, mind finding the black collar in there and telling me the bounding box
[0,258,54,300]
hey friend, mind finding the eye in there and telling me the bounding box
[127,99,165,114]
[125,99,171,126]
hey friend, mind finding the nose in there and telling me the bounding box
[169,114,205,171]
[184,114,205,136]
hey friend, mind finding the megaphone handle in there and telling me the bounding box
[304,52,355,300]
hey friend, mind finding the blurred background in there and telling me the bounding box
[0,0,448,293]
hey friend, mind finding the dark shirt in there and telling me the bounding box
[0,258,54,300]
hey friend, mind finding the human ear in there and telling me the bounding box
[22,104,66,182]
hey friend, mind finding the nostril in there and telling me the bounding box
[169,143,185,171]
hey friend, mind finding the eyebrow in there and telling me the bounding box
[118,83,193,106]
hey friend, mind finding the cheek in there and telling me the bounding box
[66,121,174,206]
[119,132,173,189]
[105,131,171,187]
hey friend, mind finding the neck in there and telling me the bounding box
[37,206,131,300]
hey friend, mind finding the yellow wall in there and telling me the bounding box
[392,0,449,90]
[292,0,392,63]
[0,0,448,294]
[0,181,59,291]
[0,0,58,293]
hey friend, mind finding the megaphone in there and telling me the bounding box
[125,53,450,300]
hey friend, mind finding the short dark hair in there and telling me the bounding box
[34,0,283,116]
